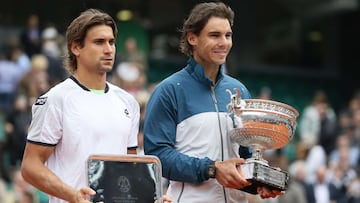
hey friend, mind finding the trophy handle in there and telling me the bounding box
[226,88,246,114]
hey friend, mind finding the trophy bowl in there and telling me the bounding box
[226,89,299,194]
[229,99,298,151]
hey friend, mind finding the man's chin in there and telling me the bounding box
[98,67,113,73]
[100,61,114,70]
[215,59,226,66]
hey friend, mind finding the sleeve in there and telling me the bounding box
[27,94,62,145]
[128,96,140,149]
[143,84,211,183]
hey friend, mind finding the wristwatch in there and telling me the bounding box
[207,161,217,178]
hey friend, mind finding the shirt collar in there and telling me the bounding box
[69,76,109,93]
[185,57,225,86]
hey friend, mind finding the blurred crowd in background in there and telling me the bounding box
[0,11,359,203]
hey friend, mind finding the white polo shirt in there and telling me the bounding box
[27,76,140,203]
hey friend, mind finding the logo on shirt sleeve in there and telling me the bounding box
[35,97,48,105]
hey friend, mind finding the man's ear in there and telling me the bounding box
[71,42,80,56]
[187,32,197,46]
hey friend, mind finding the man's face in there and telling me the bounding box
[189,17,232,69]
[74,24,116,74]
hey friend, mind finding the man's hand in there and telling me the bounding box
[69,187,96,203]
[155,195,172,203]
[257,187,284,199]
[214,158,252,189]
[256,166,285,198]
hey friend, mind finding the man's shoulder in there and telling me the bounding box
[107,82,132,96]
[107,82,139,105]
[157,69,189,87]
[34,78,75,105]
[222,74,242,83]
[47,78,75,94]
[221,75,251,98]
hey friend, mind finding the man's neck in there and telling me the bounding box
[73,71,107,90]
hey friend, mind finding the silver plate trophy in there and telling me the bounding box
[226,88,299,194]
[87,155,164,203]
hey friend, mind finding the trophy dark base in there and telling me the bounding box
[238,161,289,195]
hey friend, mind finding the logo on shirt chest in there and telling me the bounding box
[35,97,48,105]
[124,108,130,118]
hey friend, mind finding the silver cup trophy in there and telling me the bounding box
[226,88,299,194]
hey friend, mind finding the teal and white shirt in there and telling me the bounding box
[144,57,251,203]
